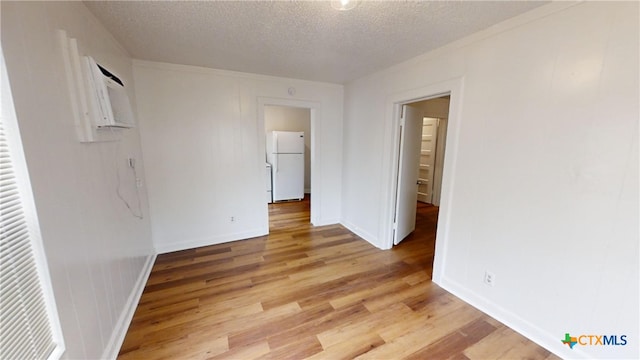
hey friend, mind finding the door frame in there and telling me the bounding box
[257,97,320,229]
[380,77,464,284]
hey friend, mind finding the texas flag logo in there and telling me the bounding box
[562,333,578,349]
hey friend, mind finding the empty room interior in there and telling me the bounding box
[1,1,638,360]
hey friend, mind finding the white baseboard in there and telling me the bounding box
[340,220,380,248]
[312,217,340,227]
[155,228,267,254]
[437,276,590,360]
[101,253,157,360]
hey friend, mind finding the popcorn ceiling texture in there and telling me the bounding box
[84,1,546,84]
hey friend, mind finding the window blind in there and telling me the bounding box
[0,122,56,360]
[0,72,58,359]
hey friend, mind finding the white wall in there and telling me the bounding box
[265,105,312,192]
[341,2,638,359]
[133,61,343,253]
[1,2,155,359]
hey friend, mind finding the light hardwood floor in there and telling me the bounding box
[118,196,559,359]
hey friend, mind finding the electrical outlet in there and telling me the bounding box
[230,216,235,222]
[135,178,143,188]
[484,270,495,287]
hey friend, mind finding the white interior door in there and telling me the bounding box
[394,104,423,245]
[417,118,439,203]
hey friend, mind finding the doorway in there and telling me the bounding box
[393,96,450,247]
[258,98,318,233]
[265,105,311,197]
[415,97,450,207]
[380,77,463,283]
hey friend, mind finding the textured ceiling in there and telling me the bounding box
[84,1,547,84]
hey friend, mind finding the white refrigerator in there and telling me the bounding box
[266,131,304,201]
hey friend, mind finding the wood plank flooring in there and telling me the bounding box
[118,196,559,359]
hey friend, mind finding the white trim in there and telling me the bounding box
[313,217,340,227]
[257,97,322,227]
[155,228,267,254]
[379,77,464,284]
[101,253,156,360]
[341,220,380,248]
[438,276,585,360]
